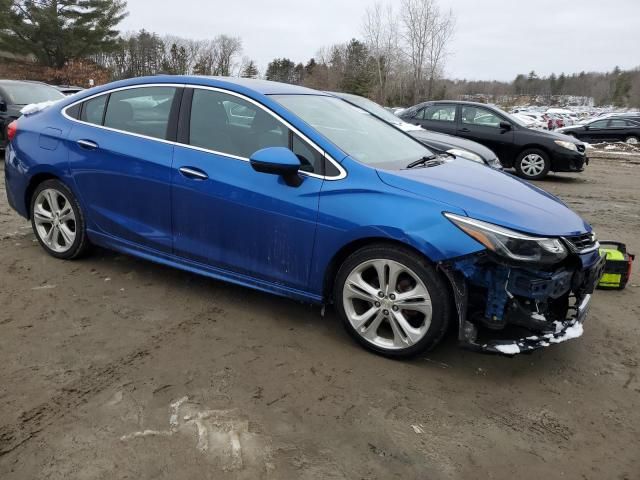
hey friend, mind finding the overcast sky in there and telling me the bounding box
[120,0,640,81]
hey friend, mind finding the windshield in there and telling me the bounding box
[332,92,404,126]
[273,94,432,168]
[3,83,64,105]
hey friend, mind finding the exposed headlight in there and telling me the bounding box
[445,213,568,264]
[554,140,578,152]
[446,148,483,164]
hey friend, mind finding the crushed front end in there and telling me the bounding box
[441,215,606,355]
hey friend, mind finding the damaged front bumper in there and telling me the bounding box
[440,249,605,355]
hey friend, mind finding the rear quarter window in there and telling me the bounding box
[103,87,177,140]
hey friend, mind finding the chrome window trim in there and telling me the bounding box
[60,82,347,181]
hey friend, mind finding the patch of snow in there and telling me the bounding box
[495,343,521,355]
[531,312,546,322]
[20,100,60,116]
[546,322,584,344]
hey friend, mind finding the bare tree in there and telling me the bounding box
[400,0,454,103]
[215,35,242,76]
[362,2,399,102]
[426,8,454,98]
[400,0,436,103]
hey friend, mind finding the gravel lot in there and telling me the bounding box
[0,155,638,480]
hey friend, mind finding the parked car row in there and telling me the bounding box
[558,117,640,144]
[398,100,588,180]
[3,76,604,358]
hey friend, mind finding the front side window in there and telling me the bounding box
[292,134,323,173]
[462,106,502,128]
[273,94,432,169]
[608,119,627,127]
[103,87,176,140]
[421,105,457,122]
[80,94,107,125]
[189,89,288,160]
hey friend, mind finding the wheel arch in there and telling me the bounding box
[24,172,60,219]
[517,143,552,161]
[322,236,439,303]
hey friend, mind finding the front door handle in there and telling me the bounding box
[179,166,208,180]
[459,128,471,133]
[77,139,98,150]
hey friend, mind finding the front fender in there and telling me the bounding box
[308,158,484,296]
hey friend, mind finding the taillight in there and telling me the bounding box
[7,120,17,141]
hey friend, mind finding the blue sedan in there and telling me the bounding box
[3,76,605,357]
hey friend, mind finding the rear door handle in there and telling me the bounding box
[179,166,208,180]
[77,139,98,150]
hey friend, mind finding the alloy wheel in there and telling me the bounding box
[520,154,546,177]
[342,259,433,350]
[626,136,639,145]
[33,188,77,253]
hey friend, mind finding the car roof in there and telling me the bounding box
[62,75,329,106]
[410,100,502,110]
[0,79,50,86]
[154,75,324,96]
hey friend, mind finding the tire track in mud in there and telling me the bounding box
[0,310,221,457]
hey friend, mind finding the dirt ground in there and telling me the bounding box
[0,154,638,480]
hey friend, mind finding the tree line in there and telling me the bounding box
[1,0,639,108]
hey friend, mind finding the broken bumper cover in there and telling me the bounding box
[481,294,591,355]
[440,250,605,356]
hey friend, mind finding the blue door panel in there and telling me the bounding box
[171,145,322,289]
[67,124,174,253]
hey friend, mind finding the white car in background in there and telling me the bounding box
[513,113,546,130]
[519,112,549,130]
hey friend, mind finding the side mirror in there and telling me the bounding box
[0,99,6,112]
[499,121,512,130]
[250,147,302,187]
[584,125,590,130]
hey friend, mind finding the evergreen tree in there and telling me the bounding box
[0,0,128,68]
[265,58,296,83]
[241,60,259,78]
[340,39,373,96]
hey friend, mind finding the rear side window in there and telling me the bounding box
[80,95,107,125]
[103,87,177,140]
[589,120,608,128]
[419,105,457,122]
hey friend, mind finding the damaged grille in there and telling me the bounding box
[563,232,598,253]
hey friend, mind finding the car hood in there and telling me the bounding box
[408,129,497,160]
[520,125,582,143]
[377,159,591,236]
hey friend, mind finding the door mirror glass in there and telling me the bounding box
[250,147,302,187]
[499,121,512,130]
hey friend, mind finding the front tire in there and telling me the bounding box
[30,179,90,259]
[625,136,639,145]
[515,148,550,180]
[334,244,451,358]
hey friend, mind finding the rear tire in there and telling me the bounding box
[30,179,90,260]
[515,148,550,180]
[334,244,451,358]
